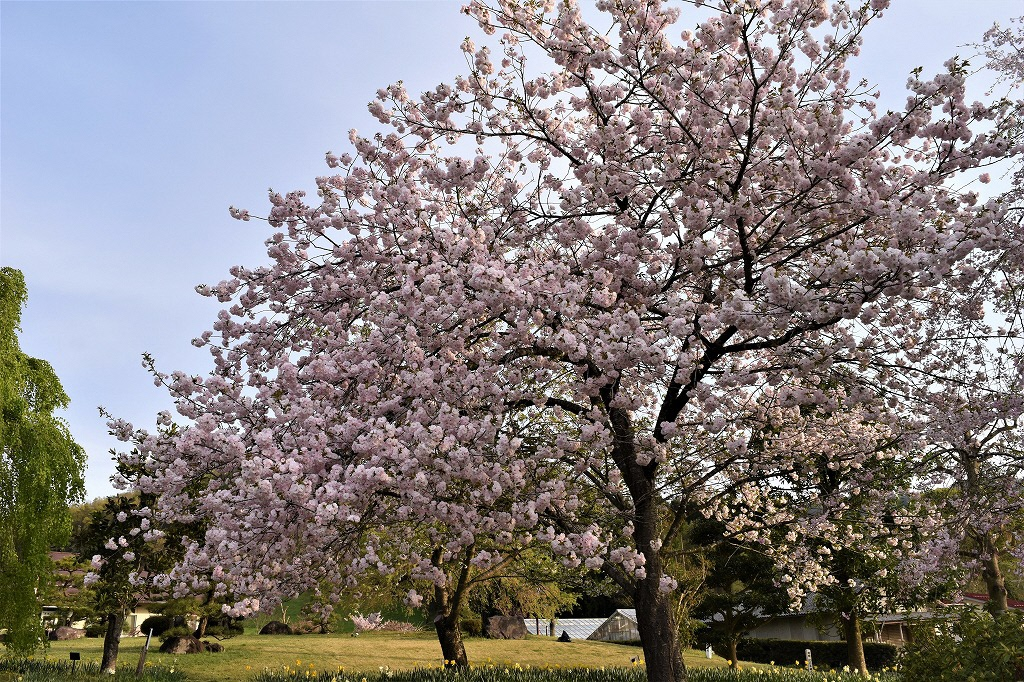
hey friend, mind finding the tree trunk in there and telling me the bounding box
[100,610,125,674]
[635,582,686,682]
[194,614,209,639]
[981,543,1008,615]
[430,546,471,668]
[434,613,468,668]
[728,638,739,668]
[609,407,686,682]
[843,612,868,676]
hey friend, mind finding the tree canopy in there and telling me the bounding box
[0,267,86,653]
[108,1,1023,680]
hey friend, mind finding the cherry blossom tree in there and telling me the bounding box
[882,256,1024,614]
[111,1,1024,679]
[876,14,1023,616]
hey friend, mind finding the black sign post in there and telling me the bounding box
[70,652,80,674]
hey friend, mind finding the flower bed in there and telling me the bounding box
[0,657,184,681]
[249,664,899,682]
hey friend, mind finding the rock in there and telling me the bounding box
[202,640,224,652]
[557,630,571,642]
[159,635,204,654]
[259,620,294,635]
[48,627,86,641]
[485,616,528,640]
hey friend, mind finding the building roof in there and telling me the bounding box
[960,593,1024,609]
[525,617,606,640]
[613,608,637,622]
[525,609,638,639]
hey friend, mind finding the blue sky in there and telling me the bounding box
[2,0,1021,501]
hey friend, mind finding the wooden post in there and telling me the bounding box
[135,628,153,678]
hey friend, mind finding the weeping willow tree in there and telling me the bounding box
[0,267,86,653]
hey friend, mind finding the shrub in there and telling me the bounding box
[351,611,384,632]
[899,609,1024,682]
[350,611,420,633]
[722,638,898,671]
[158,625,194,641]
[84,623,106,638]
[204,617,244,639]
[138,615,176,637]
[460,617,483,637]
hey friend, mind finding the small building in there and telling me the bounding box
[523,608,640,643]
[957,593,1024,611]
[588,608,640,642]
[525,617,605,640]
[739,594,841,642]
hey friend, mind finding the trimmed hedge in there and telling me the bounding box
[717,638,898,671]
[138,615,189,638]
[460,617,484,637]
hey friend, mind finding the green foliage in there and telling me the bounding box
[84,623,106,638]
[468,572,579,621]
[0,656,184,681]
[204,617,244,639]
[39,554,96,629]
[689,518,790,656]
[139,615,178,638]
[722,639,899,672]
[79,492,181,622]
[459,617,483,637]
[159,626,194,641]
[0,268,86,654]
[899,609,1024,682]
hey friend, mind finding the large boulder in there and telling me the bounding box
[159,635,204,654]
[48,627,85,641]
[259,620,294,635]
[485,616,528,640]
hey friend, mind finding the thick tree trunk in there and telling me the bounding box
[634,575,686,682]
[981,543,1008,615]
[843,613,868,676]
[100,610,125,674]
[430,546,471,668]
[728,638,739,668]
[434,613,468,668]
[609,408,686,682]
[194,614,209,639]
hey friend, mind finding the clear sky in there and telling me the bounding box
[2,0,1020,501]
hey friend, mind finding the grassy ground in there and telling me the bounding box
[35,632,734,682]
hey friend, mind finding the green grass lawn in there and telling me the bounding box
[35,632,735,681]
